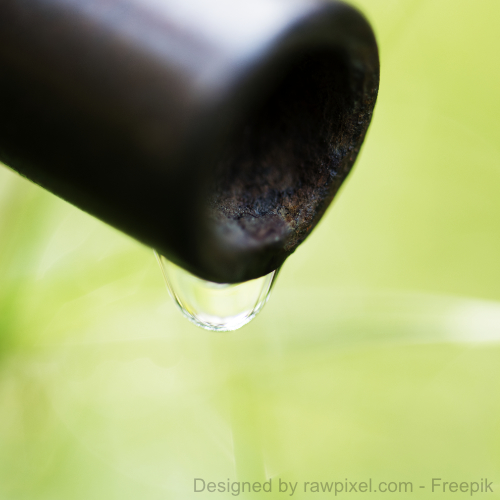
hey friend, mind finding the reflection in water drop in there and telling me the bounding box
[155,252,278,331]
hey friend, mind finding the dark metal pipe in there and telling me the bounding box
[0,0,379,283]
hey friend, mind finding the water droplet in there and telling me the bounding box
[155,252,278,331]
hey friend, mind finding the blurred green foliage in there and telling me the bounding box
[1,0,500,498]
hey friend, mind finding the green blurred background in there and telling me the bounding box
[1,0,500,498]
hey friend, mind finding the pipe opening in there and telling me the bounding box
[207,49,354,255]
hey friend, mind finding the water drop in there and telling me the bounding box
[155,252,278,331]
